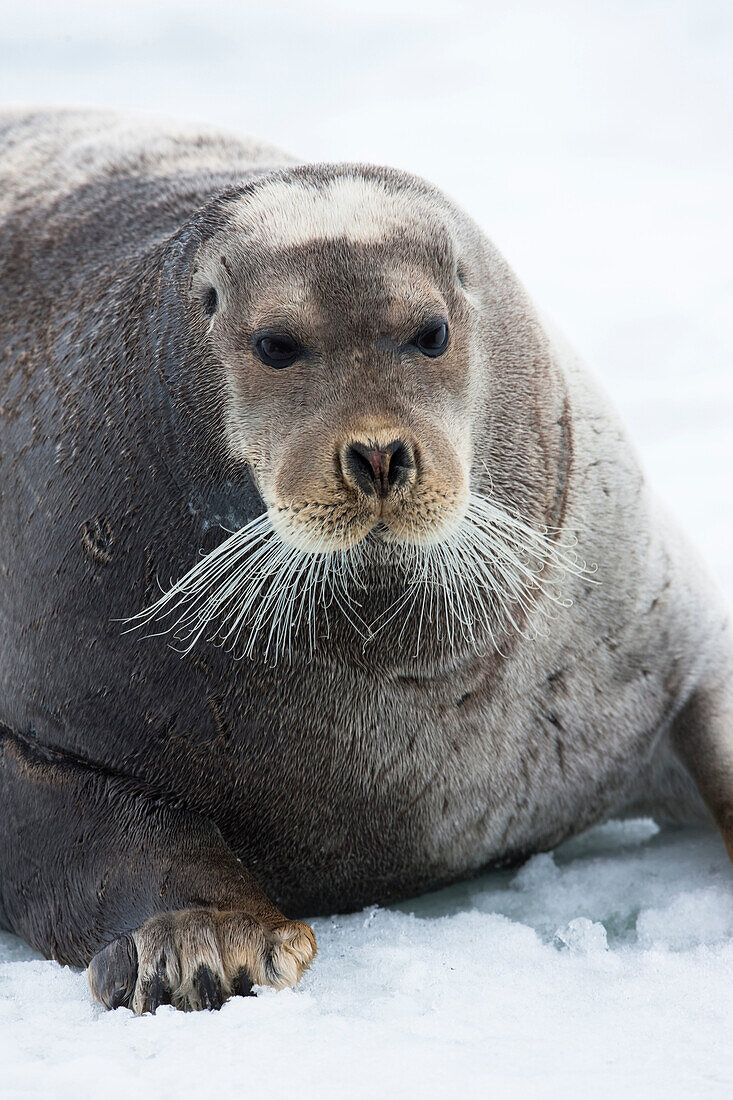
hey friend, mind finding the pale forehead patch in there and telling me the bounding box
[229,175,444,249]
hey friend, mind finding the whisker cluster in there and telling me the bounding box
[374,494,592,658]
[124,492,595,663]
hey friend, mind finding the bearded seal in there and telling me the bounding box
[0,108,730,1014]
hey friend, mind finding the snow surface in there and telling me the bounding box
[1,1,733,1096]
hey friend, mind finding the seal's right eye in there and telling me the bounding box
[254,333,300,369]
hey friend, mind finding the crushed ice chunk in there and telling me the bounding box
[553,917,609,954]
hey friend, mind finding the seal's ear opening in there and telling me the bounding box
[202,286,218,318]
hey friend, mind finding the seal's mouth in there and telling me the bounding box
[268,492,466,556]
[123,492,591,664]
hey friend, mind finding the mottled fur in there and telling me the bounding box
[0,110,731,1014]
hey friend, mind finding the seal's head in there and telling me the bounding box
[135,165,582,663]
[192,167,479,555]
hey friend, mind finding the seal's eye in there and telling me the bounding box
[414,321,449,357]
[254,333,301,369]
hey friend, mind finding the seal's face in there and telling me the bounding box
[133,168,581,663]
[193,172,478,555]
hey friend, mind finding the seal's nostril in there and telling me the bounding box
[388,442,412,488]
[341,439,414,497]
[344,443,379,496]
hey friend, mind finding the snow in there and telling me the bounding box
[1,0,733,1096]
[4,823,733,1097]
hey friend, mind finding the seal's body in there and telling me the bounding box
[1,110,731,1013]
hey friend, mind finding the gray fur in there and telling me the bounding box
[0,109,730,1013]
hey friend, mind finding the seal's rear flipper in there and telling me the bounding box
[670,673,733,859]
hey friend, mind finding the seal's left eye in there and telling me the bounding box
[254,333,300,369]
[414,322,449,357]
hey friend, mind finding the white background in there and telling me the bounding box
[1,2,732,1096]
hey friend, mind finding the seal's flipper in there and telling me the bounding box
[670,675,733,859]
[0,725,315,1011]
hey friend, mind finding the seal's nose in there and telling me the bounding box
[340,439,414,497]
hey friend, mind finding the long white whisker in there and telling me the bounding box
[122,486,596,664]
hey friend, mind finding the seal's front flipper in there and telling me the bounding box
[87,909,315,1013]
[0,725,316,1011]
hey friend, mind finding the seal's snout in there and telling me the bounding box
[339,438,415,498]
[269,416,468,553]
